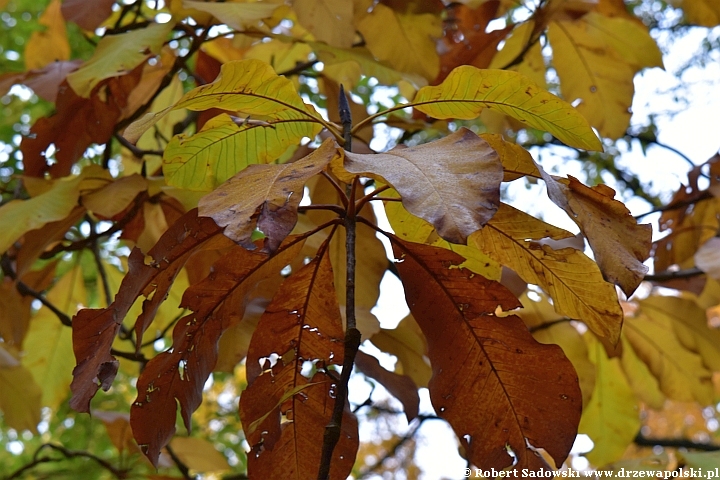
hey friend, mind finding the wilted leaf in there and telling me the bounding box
[540,172,652,297]
[357,3,441,80]
[131,235,306,465]
[470,203,624,343]
[343,128,502,244]
[199,138,338,251]
[70,210,223,413]
[390,236,581,470]
[294,0,354,48]
[168,436,230,473]
[67,22,174,97]
[24,0,70,70]
[579,334,640,468]
[411,66,603,151]
[355,350,419,421]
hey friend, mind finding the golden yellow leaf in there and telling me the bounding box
[357,3,441,80]
[81,174,148,218]
[244,40,313,77]
[411,66,603,151]
[24,0,70,70]
[619,334,665,410]
[625,308,713,404]
[579,334,640,468]
[670,0,720,27]
[540,173,652,297]
[370,315,431,388]
[182,0,278,29]
[343,128,503,244]
[480,133,541,182]
[547,12,662,139]
[470,203,624,343]
[67,21,174,97]
[169,436,230,473]
[489,21,547,88]
[0,360,42,433]
[294,0,354,48]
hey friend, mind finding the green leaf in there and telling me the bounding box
[410,66,603,151]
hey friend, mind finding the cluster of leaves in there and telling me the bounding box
[1,0,720,478]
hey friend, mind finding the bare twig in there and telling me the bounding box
[165,443,194,480]
[635,431,720,452]
[644,266,704,282]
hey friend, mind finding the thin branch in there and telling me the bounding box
[165,443,194,480]
[16,281,72,327]
[644,267,704,282]
[87,216,113,307]
[297,204,347,216]
[355,184,390,214]
[114,133,163,158]
[3,443,129,480]
[634,431,720,452]
[634,190,713,220]
[320,171,349,209]
[357,417,427,479]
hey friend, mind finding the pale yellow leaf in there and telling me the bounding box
[169,437,230,473]
[294,0,354,48]
[579,334,640,467]
[25,0,70,69]
[0,361,42,432]
[694,237,720,280]
[357,3,441,80]
[489,21,547,88]
[82,174,148,218]
[67,21,174,97]
[183,0,278,29]
[619,334,665,410]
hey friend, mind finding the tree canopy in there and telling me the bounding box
[1,0,720,478]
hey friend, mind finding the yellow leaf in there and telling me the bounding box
[489,21,547,88]
[370,315,431,388]
[547,12,661,139]
[412,66,603,151]
[540,173,652,297]
[678,450,720,469]
[0,173,86,255]
[619,334,665,410]
[343,128,503,244]
[670,0,720,27]
[245,40,313,76]
[694,237,720,280]
[81,174,148,218]
[480,133,541,182]
[24,0,70,69]
[357,3,441,80]
[94,411,142,455]
[293,0,354,48]
[169,437,230,473]
[0,360,42,433]
[469,203,624,343]
[625,308,713,404]
[182,0,278,29]
[579,334,640,468]
[67,21,174,97]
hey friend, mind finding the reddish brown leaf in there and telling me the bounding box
[61,0,116,30]
[199,138,339,252]
[435,1,512,84]
[130,236,307,466]
[389,236,581,470]
[0,60,82,102]
[21,68,142,178]
[354,350,420,421]
[69,210,222,413]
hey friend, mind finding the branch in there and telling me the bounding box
[4,443,129,480]
[634,431,720,451]
[165,443,194,480]
[644,267,704,282]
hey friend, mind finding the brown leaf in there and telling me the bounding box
[61,0,116,30]
[354,350,419,421]
[0,60,82,103]
[130,235,307,466]
[70,210,222,413]
[541,172,652,297]
[390,236,581,470]
[21,70,142,178]
[342,128,502,244]
[199,138,339,252]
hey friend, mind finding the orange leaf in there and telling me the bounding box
[389,236,581,470]
[541,172,652,296]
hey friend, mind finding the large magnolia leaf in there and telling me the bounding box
[131,236,306,465]
[547,13,662,139]
[294,0,354,48]
[343,128,502,244]
[69,210,223,413]
[66,21,173,97]
[199,138,338,251]
[470,203,624,343]
[24,0,70,70]
[182,0,278,29]
[411,66,603,151]
[540,172,652,297]
[390,236,581,470]
[0,358,42,433]
[578,334,640,467]
[240,238,357,479]
[357,3,441,80]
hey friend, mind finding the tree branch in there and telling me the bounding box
[634,431,720,451]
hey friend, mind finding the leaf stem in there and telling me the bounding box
[355,184,390,214]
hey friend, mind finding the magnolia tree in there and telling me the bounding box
[1,0,720,478]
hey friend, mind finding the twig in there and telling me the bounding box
[634,190,713,220]
[114,133,163,158]
[4,443,129,480]
[357,417,427,479]
[634,431,720,451]
[644,267,704,282]
[87,216,113,307]
[16,281,72,327]
[165,443,194,480]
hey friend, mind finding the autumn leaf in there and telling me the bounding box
[240,237,356,479]
[369,315,431,389]
[66,21,174,97]
[342,128,503,244]
[0,351,42,433]
[61,0,115,30]
[70,210,223,413]
[355,350,420,421]
[470,203,624,343]
[199,138,338,251]
[389,236,581,470]
[480,133,541,182]
[131,235,306,465]
[294,0,355,48]
[490,21,547,88]
[182,0,278,30]
[168,436,230,473]
[357,3,442,80]
[540,172,652,297]
[410,66,603,151]
[674,0,720,26]
[24,0,70,70]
